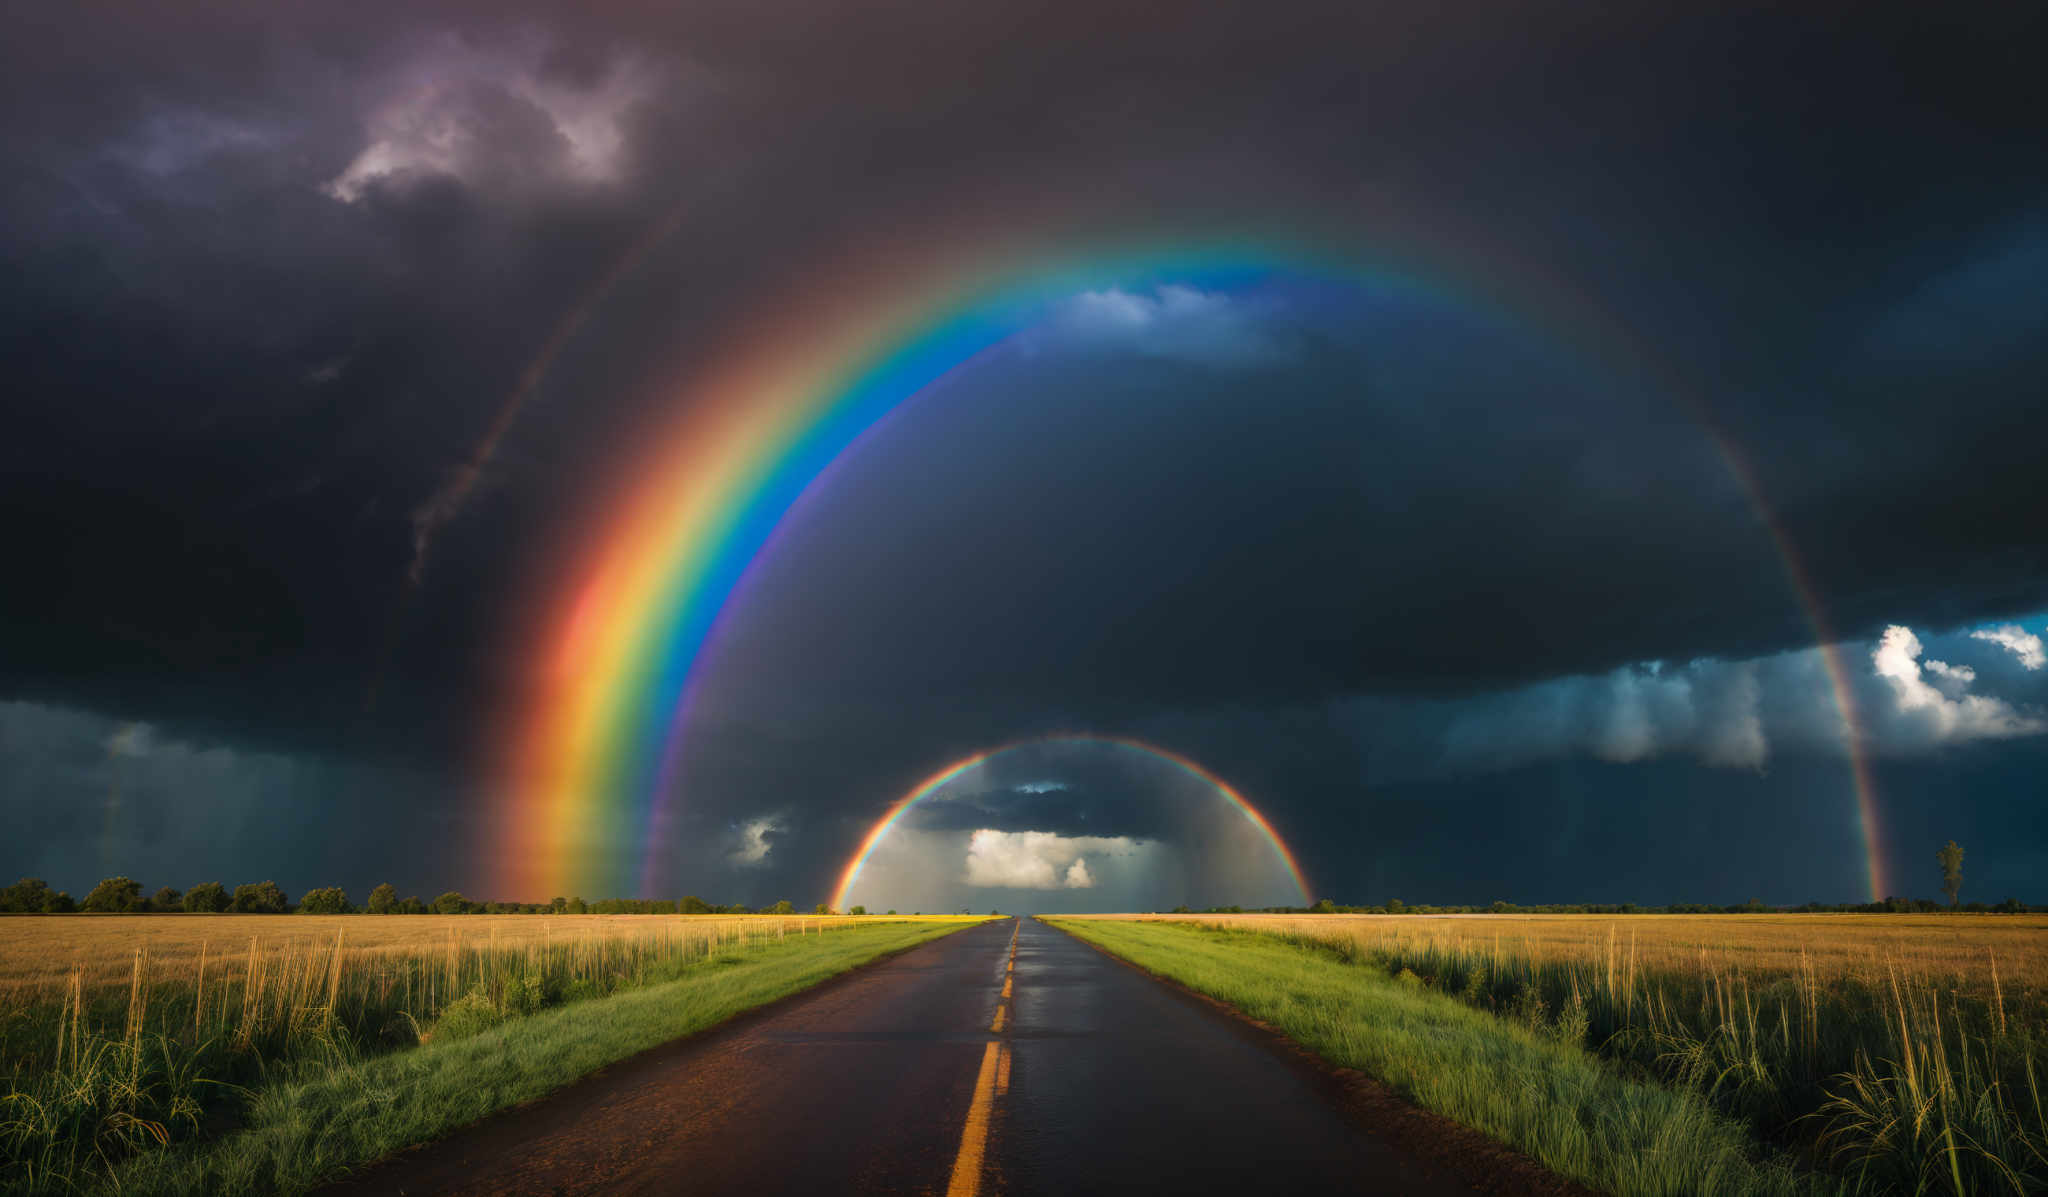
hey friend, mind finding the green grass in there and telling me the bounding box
[13,919,979,1195]
[1042,916,1829,1197]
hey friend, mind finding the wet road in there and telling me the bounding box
[329,918,1484,1195]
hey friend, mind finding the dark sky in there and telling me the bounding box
[4,1,2044,909]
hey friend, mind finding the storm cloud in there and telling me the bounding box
[4,0,2043,905]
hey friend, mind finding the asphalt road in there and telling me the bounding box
[327,918,1490,1195]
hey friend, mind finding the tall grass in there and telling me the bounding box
[0,915,950,1193]
[1077,914,2048,1194]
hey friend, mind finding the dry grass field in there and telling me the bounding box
[1059,912,2048,1193]
[1073,912,2048,996]
[0,912,912,992]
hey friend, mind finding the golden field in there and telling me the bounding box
[0,913,926,994]
[1070,912,2048,997]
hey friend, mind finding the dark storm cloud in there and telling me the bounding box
[4,1,2043,900]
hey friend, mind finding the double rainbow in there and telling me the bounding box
[492,236,1890,903]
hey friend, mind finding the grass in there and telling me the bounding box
[0,914,983,1194]
[1050,914,2048,1195]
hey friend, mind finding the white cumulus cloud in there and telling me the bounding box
[1871,625,2044,744]
[728,815,783,867]
[963,829,1135,889]
[1971,624,2046,671]
[1357,617,2048,784]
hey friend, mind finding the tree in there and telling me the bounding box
[432,891,469,915]
[1311,898,1337,914]
[886,909,897,915]
[681,895,711,914]
[1938,840,1965,908]
[300,886,352,914]
[398,895,426,914]
[367,883,399,914]
[769,899,795,915]
[849,905,867,916]
[814,903,832,915]
[183,881,229,913]
[1,878,52,913]
[45,891,77,913]
[568,896,587,914]
[231,881,288,913]
[549,896,569,914]
[150,886,181,912]
[83,876,144,913]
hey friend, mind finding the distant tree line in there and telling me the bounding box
[0,877,851,916]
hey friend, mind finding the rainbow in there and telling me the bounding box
[491,235,1889,904]
[829,736,1311,911]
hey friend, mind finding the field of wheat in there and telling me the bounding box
[1068,913,2048,1193]
[0,913,963,1193]
[1078,912,2048,993]
[0,912,896,991]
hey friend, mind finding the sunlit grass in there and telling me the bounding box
[1054,913,2048,1194]
[0,914,982,1194]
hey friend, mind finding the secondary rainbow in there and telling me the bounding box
[491,233,1889,903]
[829,736,1311,911]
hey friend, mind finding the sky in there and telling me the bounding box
[3,1,2044,910]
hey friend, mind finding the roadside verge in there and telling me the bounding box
[1040,917,1830,1197]
[112,919,984,1196]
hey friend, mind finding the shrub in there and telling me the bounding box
[502,971,551,1016]
[432,985,503,1041]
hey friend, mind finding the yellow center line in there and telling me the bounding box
[948,919,1019,1197]
[945,1041,1002,1197]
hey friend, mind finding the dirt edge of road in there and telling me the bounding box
[1040,918,1599,1197]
